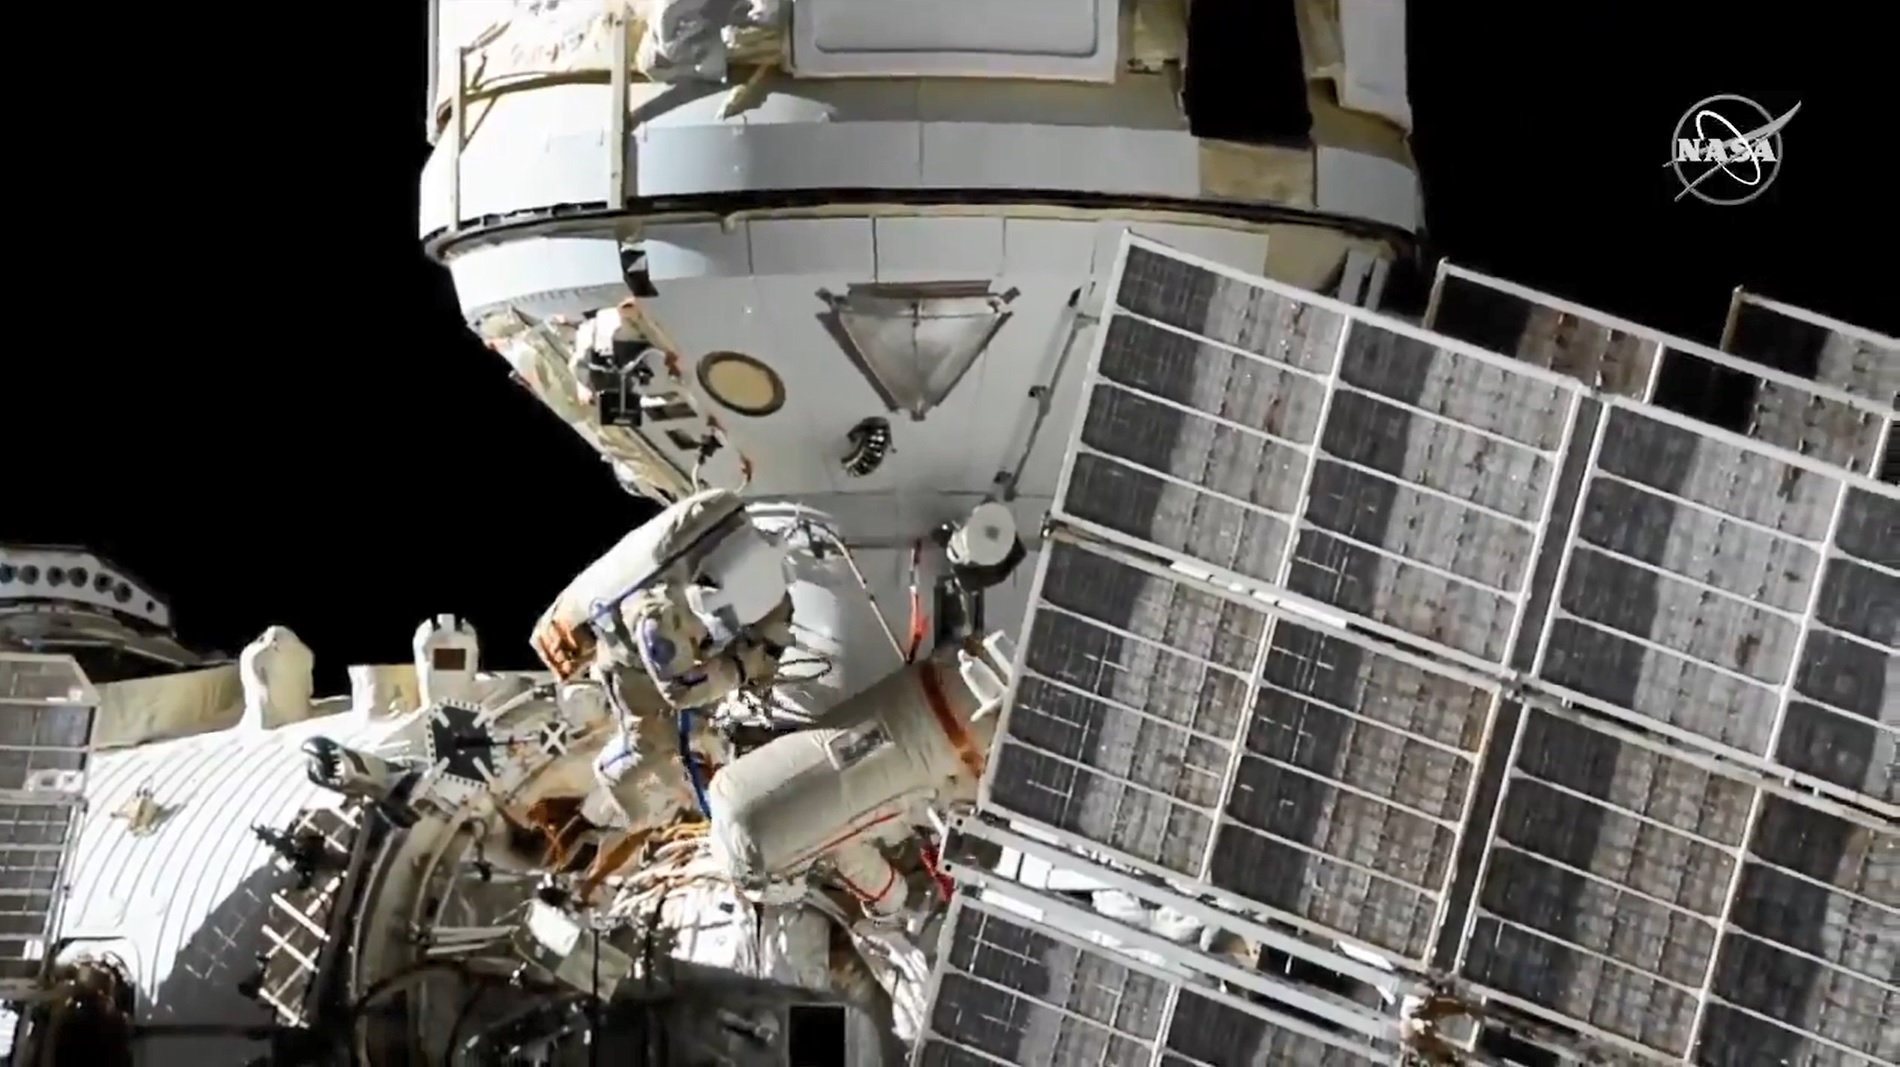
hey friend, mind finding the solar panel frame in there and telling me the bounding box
[1054,238,1593,676]
[915,894,1399,1067]
[915,895,1175,1067]
[1719,289,1898,488]
[1046,234,1899,821]
[0,653,97,990]
[1721,288,1900,406]
[953,814,1416,996]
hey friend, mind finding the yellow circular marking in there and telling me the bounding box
[697,351,786,417]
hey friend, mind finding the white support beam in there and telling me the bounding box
[953,816,1420,994]
[607,7,630,209]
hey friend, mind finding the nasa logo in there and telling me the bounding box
[1667,94,1801,205]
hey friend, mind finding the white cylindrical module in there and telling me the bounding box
[417,10,1417,702]
[748,504,904,722]
[705,643,1006,897]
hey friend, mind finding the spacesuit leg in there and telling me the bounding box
[583,703,714,834]
[832,839,910,920]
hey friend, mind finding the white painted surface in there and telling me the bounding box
[792,0,1119,81]
[58,714,408,1061]
[418,77,1421,237]
[439,212,1397,633]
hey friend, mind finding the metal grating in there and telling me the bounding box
[943,234,1900,1065]
[1427,264,1893,478]
[982,539,1499,962]
[917,897,1388,1067]
[1464,707,1898,1066]
[0,654,96,989]
[257,806,362,1025]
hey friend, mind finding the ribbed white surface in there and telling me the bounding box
[54,713,404,1060]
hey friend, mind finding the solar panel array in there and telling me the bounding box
[0,654,96,988]
[924,235,1898,1067]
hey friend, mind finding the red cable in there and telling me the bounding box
[918,839,954,901]
[903,541,926,663]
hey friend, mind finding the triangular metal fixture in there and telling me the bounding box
[818,282,1019,421]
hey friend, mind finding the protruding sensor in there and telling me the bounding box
[939,501,1026,592]
[840,416,892,478]
[415,614,480,705]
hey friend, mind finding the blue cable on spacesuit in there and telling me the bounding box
[640,613,713,816]
[677,709,712,817]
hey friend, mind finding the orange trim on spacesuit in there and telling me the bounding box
[918,662,984,779]
[775,811,905,875]
[533,618,592,680]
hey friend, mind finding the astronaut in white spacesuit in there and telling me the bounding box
[535,488,796,705]
[595,507,795,713]
[573,494,800,831]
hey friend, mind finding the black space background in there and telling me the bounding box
[4,6,1892,689]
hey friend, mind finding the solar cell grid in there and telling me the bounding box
[1532,402,1899,806]
[982,538,1498,962]
[935,235,1899,1067]
[1064,237,1898,813]
[1063,245,1579,669]
[921,901,1169,1067]
[1461,706,1899,1066]
[1722,290,1899,408]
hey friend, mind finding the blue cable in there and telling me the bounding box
[678,708,712,817]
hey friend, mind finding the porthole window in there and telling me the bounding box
[697,351,786,418]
